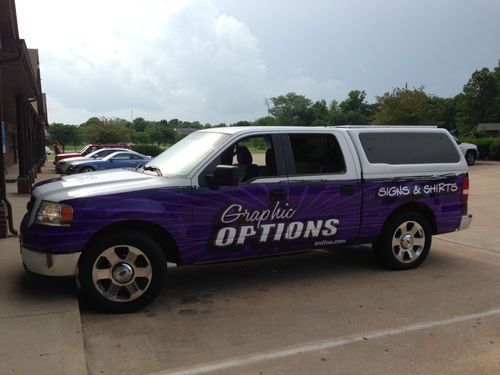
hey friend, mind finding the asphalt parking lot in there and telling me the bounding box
[78,162,500,375]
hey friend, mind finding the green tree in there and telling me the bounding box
[132,117,148,132]
[373,87,439,125]
[429,97,458,130]
[456,63,500,133]
[311,100,329,124]
[266,92,313,126]
[132,131,151,144]
[340,90,366,113]
[84,122,131,144]
[230,121,251,127]
[46,123,82,152]
[168,119,180,128]
[252,116,276,126]
[325,99,341,125]
[146,124,176,146]
[191,121,203,129]
[80,117,103,128]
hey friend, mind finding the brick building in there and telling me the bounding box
[0,0,48,237]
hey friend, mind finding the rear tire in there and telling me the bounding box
[373,212,432,270]
[78,232,165,313]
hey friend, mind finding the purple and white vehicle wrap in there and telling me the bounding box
[19,126,472,311]
[21,173,465,260]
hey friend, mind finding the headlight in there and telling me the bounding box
[36,201,74,226]
[66,165,77,174]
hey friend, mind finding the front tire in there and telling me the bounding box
[465,151,476,166]
[78,232,165,313]
[373,212,432,270]
[80,167,94,173]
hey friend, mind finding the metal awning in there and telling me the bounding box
[0,38,38,98]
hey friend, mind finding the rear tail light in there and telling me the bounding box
[461,177,469,203]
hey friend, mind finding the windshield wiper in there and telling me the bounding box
[141,165,163,176]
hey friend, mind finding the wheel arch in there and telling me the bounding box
[82,220,181,265]
[381,201,437,236]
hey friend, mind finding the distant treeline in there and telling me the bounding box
[47,60,500,151]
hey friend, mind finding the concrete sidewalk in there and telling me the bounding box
[0,164,87,375]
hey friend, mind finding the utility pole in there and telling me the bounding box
[130,109,134,143]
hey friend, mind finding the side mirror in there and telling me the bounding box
[206,165,239,188]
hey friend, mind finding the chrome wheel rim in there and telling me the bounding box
[391,221,425,263]
[92,245,152,302]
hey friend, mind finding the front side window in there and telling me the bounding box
[199,134,280,186]
[288,133,346,175]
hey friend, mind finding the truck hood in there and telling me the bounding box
[33,169,191,202]
[68,158,110,166]
[57,156,94,164]
[57,152,81,159]
[460,142,478,150]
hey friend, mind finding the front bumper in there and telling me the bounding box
[21,247,80,276]
[458,214,473,231]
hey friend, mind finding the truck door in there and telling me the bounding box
[281,131,362,251]
[190,133,290,263]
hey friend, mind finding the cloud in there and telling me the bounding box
[17,0,270,124]
[282,76,348,104]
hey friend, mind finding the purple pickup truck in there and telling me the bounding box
[20,126,472,312]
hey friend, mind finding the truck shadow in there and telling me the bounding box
[166,245,378,293]
[82,245,388,314]
[16,273,76,301]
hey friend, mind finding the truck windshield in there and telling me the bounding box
[145,132,230,177]
[79,145,91,154]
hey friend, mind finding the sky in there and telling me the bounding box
[15,0,500,125]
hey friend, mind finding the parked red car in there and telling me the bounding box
[54,144,131,164]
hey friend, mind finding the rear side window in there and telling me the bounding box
[359,132,460,164]
[112,153,132,160]
[288,133,346,175]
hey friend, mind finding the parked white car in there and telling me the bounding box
[454,137,479,166]
[55,147,130,174]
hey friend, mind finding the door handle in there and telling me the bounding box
[270,188,287,202]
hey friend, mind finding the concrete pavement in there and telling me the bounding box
[81,162,500,375]
[0,164,87,375]
[0,161,499,374]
